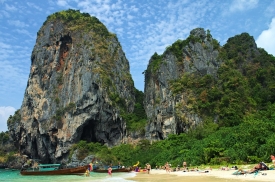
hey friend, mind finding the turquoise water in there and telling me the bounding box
[0,169,136,182]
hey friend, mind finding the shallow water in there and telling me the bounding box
[0,169,136,182]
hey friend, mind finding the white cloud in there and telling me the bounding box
[127,14,134,20]
[230,0,258,12]
[0,106,16,132]
[26,2,43,11]
[0,41,11,49]
[265,1,275,16]
[14,28,33,38]
[256,18,275,56]
[8,20,29,28]
[0,10,10,18]
[130,6,138,12]
[5,4,17,11]
[0,40,30,106]
[57,0,69,7]
[142,12,150,18]
[0,60,28,89]
[0,41,13,60]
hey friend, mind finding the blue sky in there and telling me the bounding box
[0,0,275,132]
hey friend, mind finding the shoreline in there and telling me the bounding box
[126,169,275,182]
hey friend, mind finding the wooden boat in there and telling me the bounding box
[20,164,89,175]
[93,168,132,173]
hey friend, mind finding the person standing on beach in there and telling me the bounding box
[183,161,187,170]
[146,163,151,174]
[271,155,275,166]
[89,162,93,171]
[165,162,170,173]
[85,169,90,177]
[108,166,112,177]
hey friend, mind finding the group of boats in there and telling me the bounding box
[20,163,131,175]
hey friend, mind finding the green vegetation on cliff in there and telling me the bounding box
[121,88,147,132]
[170,33,275,127]
[7,110,21,125]
[46,9,110,37]
[145,29,220,77]
[0,131,16,164]
[2,110,19,164]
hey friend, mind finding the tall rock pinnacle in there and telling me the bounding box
[8,9,135,164]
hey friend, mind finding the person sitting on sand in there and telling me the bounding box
[221,165,229,171]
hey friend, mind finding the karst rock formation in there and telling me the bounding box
[8,10,135,163]
[144,28,222,140]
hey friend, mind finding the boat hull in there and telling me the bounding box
[93,168,131,173]
[20,165,89,175]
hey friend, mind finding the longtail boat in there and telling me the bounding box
[93,168,132,173]
[20,164,89,175]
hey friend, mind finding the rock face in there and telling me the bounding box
[8,10,135,164]
[144,28,222,140]
[67,151,95,168]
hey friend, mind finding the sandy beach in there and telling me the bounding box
[126,168,275,182]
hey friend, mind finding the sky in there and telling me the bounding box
[0,0,275,132]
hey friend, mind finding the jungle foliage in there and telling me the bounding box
[0,132,9,145]
[2,111,18,163]
[7,110,21,125]
[121,88,147,132]
[0,131,17,163]
[72,103,275,169]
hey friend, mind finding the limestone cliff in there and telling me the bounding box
[8,9,135,164]
[144,28,222,140]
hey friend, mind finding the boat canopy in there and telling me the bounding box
[38,164,61,167]
[38,164,60,171]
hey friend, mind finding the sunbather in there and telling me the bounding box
[236,163,262,174]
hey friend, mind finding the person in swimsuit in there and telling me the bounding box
[85,169,90,177]
[108,166,112,177]
[183,161,187,170]
[165,162,170,173]
[146,163,151,174]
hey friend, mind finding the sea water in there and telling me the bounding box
[0,169,136,182]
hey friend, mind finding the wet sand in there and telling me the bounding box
[126,169,275,182]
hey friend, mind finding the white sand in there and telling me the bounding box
[147,168,275,181]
